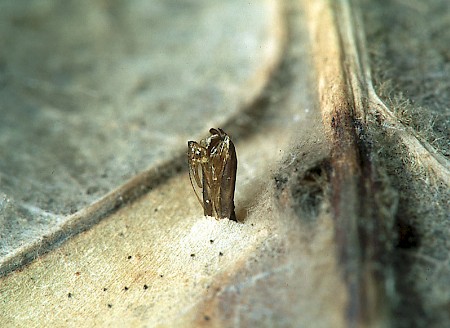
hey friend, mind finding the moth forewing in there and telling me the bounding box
[206,135,226,216]
[201,169,213,217]
[218,136,237,220]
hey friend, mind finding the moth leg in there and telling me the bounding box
[188,162,204,207]
[191,160,203,189]
[187,141,207,208]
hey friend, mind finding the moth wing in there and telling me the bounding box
[218,138,237,220]
[209,138,234,219]
[201,164,214,217]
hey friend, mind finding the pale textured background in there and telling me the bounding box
[362,0,450,326]
[0,0,279,261]
[0,0,449,327]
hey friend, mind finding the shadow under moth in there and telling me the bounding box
[187,128,237,221]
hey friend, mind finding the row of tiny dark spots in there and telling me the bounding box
[68,283,152,298]
[191,252,224,257]
[94,237,228,307]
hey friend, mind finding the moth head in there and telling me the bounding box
[188,141,208,163]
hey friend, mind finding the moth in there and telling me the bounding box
[187,128,237,221]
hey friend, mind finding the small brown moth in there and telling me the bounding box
[187,128,237,221]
